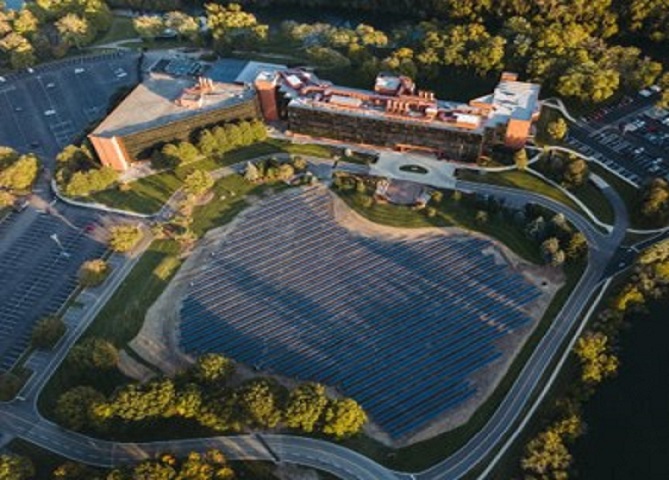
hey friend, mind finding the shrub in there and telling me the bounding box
[31,315,66,350]
[108,224,143,252]
[78,259,111,287]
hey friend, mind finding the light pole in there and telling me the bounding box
[50,233,70,258]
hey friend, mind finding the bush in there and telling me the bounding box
[108,224,143,252]
[31,315,67,350]
[0,153,40,192]
[64,167,117,197]
[78,259,111,287]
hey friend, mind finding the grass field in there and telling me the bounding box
[337,187,543,265]
[529,156,616,225]
[588,162,638,219]
[91,16,136,46]
[458,169,582,214]
[89,139,335,214]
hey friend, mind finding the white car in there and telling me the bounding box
[44,109,56,116]
[74,68,85,74]
[0,76,5,82]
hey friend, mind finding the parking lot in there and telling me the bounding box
[566,88,668,184]
[0,206,107,371]
[0,51,140,163]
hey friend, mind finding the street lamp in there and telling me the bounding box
[50,233,70,258]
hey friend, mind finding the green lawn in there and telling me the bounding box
[91,170,181,214]
[337,188,543,264]
[191,175,279,236]
[92,16,136,46]
[89,140,335,214]
[459,169,582,214]
[82,239,181,347]
[588,162,638,222]
[570,181,616,225]
[530,157,616,225]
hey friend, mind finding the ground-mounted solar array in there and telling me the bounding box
[179,187,542,439]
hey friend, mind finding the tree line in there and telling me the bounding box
[54,348,368,440]
[520,239,669,479]
[1,448,237,480]
[269,0,669,105]
[152,119,267,170]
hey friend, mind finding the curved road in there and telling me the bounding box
[0,177,629,480]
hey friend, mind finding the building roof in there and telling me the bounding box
[91,73,253,138]
[235,60,287,85]
[205,58,250,84]
[474,79,541,126]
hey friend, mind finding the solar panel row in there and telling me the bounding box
[179,187,541,439]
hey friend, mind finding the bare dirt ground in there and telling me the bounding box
[131,186,564,448]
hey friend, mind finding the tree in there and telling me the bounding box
[12,10,39,39]
[243,161,260,183]
[192,353,234,386]
[108,224,142,252]
[284,383,328,433]
[164,11,199,41]
[475,210,488,224]
[566,232,587,260]
[513,148,528,170]
[78,259,110,287]
[547,117,568,140]
[68,337,119,372]
[639,178,669,226]
[0,454,34,480]
[64,167,117,197]
[55,386,105,431]
[52,461,102,480]
[176,141,200,165]
[0,372,21,401]
[96,378,176,421]
[276,163,295,182]
[658,72,669,109]
[236,379,283,428]
[31,315,66,349]
[562,155,588,188]
[197,129,218,157]
[574,331,619,384]
[0,153,39,191]
[183,169,214,196]
[133,15,164,41]
[521,422,573,477]
[55,14,93,50]
[322,398,367,438]
[205,3,268,52]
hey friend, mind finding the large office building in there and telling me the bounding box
[91,56,540,171]
[256,70,541,161]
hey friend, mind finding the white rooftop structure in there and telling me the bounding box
[236,61,287,85]
[474,78,541,127]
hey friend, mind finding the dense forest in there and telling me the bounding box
[3,0,669,104]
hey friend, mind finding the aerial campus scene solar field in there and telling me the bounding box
[1,1,669,480]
